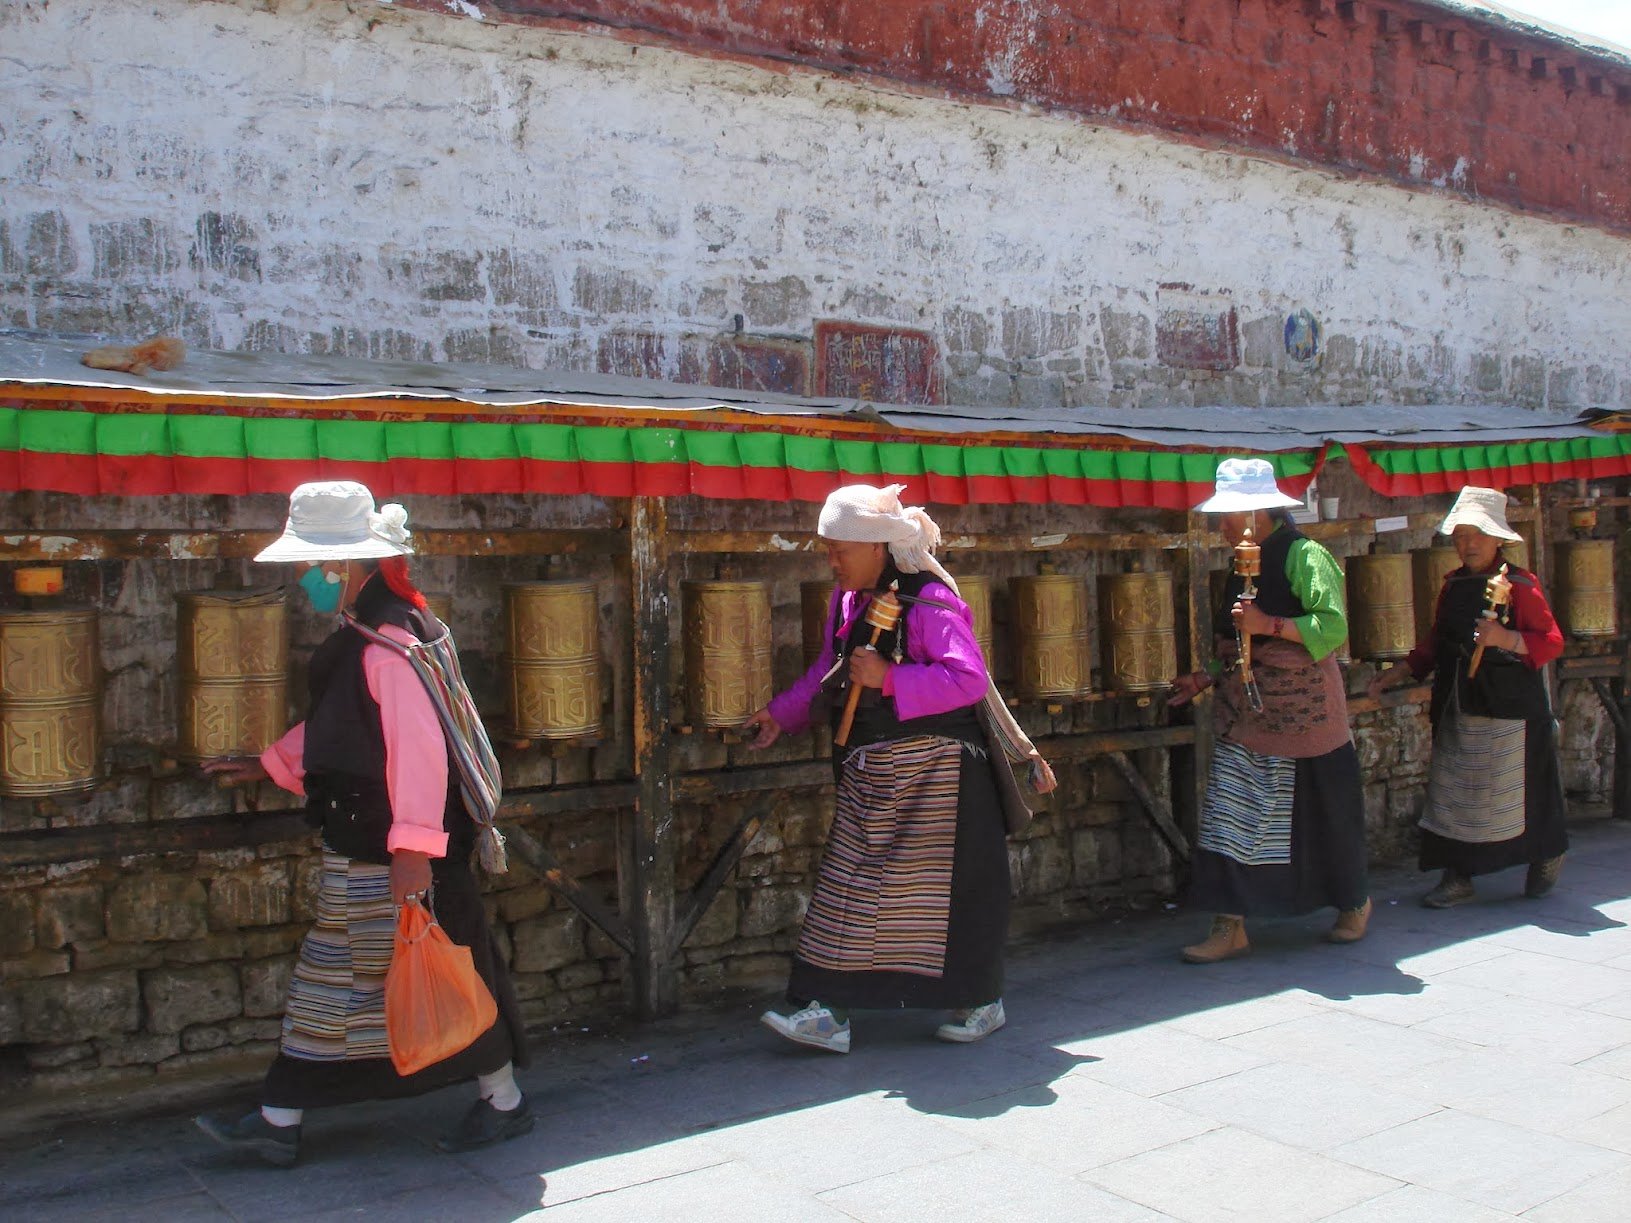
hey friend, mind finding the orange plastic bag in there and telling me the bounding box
[384,898,497,1076]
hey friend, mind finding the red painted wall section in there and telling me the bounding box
[394,0,1631,231]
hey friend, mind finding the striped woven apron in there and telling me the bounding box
[280,853,395,1062]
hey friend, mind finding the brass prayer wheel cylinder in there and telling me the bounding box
[503,581,602,739]
[800,580,835,669]
[1099,569,1177,693]
[957,575,994,662]
[176,589,289,762]
[0,607,100,796]
[683,580,773,727]
[1345,553,1416,661]
[1505,521,1535,572]
[1011,572,1092,699]
[1553,540,1617,637]
[1411,547,1461,643]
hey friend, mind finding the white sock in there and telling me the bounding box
[476,1063,522,1112]
[260,1105,304,1128]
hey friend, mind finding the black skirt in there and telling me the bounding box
[261,851,528,1110]
[1189,742,1369,917]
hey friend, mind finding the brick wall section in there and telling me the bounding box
[401,0,1631,231]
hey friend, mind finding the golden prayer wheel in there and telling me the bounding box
[1504,520,1535,572]
[1011,570,1092,699]
[957,575,994,663]
[683,581,773,727]
[1345,553,1415,661]
[800,580,835,669]
[0,607,100,796]
[503,581,602,739]
[176,589,288,762]
[1411,546,1461,643]
[1553,540,1617,637]
[1099,568,1177,693]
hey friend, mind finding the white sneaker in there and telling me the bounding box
[935,999,1006,1043]
[760,1002,851,1054]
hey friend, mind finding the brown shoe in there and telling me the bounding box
[1525,855,1564,898]
[1182,915,1249,964]
[1326,897,1372,944]
[1422,870,1475,909]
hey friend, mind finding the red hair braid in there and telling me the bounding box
[377,555,428,611]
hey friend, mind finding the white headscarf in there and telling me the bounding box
[817,483,958,593]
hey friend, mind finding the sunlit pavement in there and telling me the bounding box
[8,817,1631,1221]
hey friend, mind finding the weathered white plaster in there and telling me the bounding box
[0,0,1627,406]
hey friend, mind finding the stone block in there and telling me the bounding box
[738,884,806,938]
[511,911,585,973]
[1323,333,1358,373]
[25,1041,96,1070]
[1547,365,1581,407]
[1509,355,1546,408]
[442,325,522,366]
[182,1024,229,1053]
[25,210,77,277]
[941,306,991,354]
[1001,307,1081,359]
[719,952,791,990]
[740,275,811,329]
[487,248,560,316]
[240,955,294,1018]
[1470,352,1505,394]
[0,985,19,1043]
[1072,826,1122,887]
[155,1043,277,1078]
[143,964,242,1035]
[417,250,483,302]
[291,856,324,922]
[1014,836,1073,896]
[1100,308,1151,361]
[225,1017,282,1043]
[686,889,739,948]
[1585,365,1618,406]
[207,863,291,929]
[1241,315,1284,369]
[89,217,181,280]
[161,931,246,964]
[240,925,305,958]
[18,970,140,1042]
[97,1031,181,1067]
[555,962,603,990]
[0,890,36,956]
[70,941,164,972]
[0,949,71,980]
[497,883,556,924]
[572,266,655,315]
[106,876,208,944]
[191,210,260,281]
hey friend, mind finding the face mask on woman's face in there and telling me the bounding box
[300,565,345,614]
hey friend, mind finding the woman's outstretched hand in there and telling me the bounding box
[200,757,268,787]
[742,707,782,750]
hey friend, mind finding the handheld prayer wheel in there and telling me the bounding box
[1411,546,1461,643]
[1553,540,1617,637]
[800,580,835,669]
[503,581,602,739]
[957,575,994,663]
[682,580,773,727]
[1346,553,1415,661]
[1099,567,1177,693]
[0,605,100,796]
[1011,568,1092,700]
[176,589,289,762]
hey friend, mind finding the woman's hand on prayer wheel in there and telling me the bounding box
[1167,671,1210,709]
[200,757,269,787]
[742,706,783,750]
[847,646,890,690]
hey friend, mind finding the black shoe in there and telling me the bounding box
[435,1096,535,1154]
[1526,855,1564,898]
[195,1109,300,1167]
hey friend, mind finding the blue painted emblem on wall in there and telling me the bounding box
[1284,309,1322,362]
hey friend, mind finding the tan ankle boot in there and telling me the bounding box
[1326,897,1372,944]
[1182,915,1249,964]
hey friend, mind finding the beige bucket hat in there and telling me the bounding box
[1438,485,1522,542]
[254,481,414,563]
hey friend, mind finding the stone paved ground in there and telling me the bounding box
[8,817,1631,1222]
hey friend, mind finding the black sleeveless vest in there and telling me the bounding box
[303,574,468,863]
[1429,564,1550,724]
[1213,519,1308,639]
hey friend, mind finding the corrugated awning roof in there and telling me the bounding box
[1,329,1627,507]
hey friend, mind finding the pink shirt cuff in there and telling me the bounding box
[261,723,306,797]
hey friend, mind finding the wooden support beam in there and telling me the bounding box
[0,528,624,562]
[623,497,678,1019]
[1617,653,1631,821]
[668,529,1189,555]
[1185,513,1212,843]
[1588,679,1628,738]
[1107,750,1191,862]
[504,825,634,955]
[671,798,772,953]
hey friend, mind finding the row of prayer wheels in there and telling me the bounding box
[0,536,1619,795]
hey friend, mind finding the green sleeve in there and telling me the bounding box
[1284,538,1348,663]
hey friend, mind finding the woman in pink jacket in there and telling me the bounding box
[195,482,529,1166]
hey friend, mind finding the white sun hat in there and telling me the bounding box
[253,481,414,563]
[1437,485,1522,542]
[1194,458,1303,513]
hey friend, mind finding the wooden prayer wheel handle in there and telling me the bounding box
[1467,564,1511,681]
[834,586,902,748]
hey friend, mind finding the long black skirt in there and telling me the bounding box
[1419,716,1569,877]
[1189,742,1369,917]
[788,741,1009,1011]
[262,851,527,1110]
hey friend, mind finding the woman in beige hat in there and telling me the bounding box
[193,482,532,1165]
[1169,459,1371,962]
[1369,485,1566,907]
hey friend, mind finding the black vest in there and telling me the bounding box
[826,564,983,757]
[1213,519,1308,639]
[1429,564,1550,724]
[304,574,467,863]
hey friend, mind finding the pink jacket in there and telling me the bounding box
[261,623,451,858]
